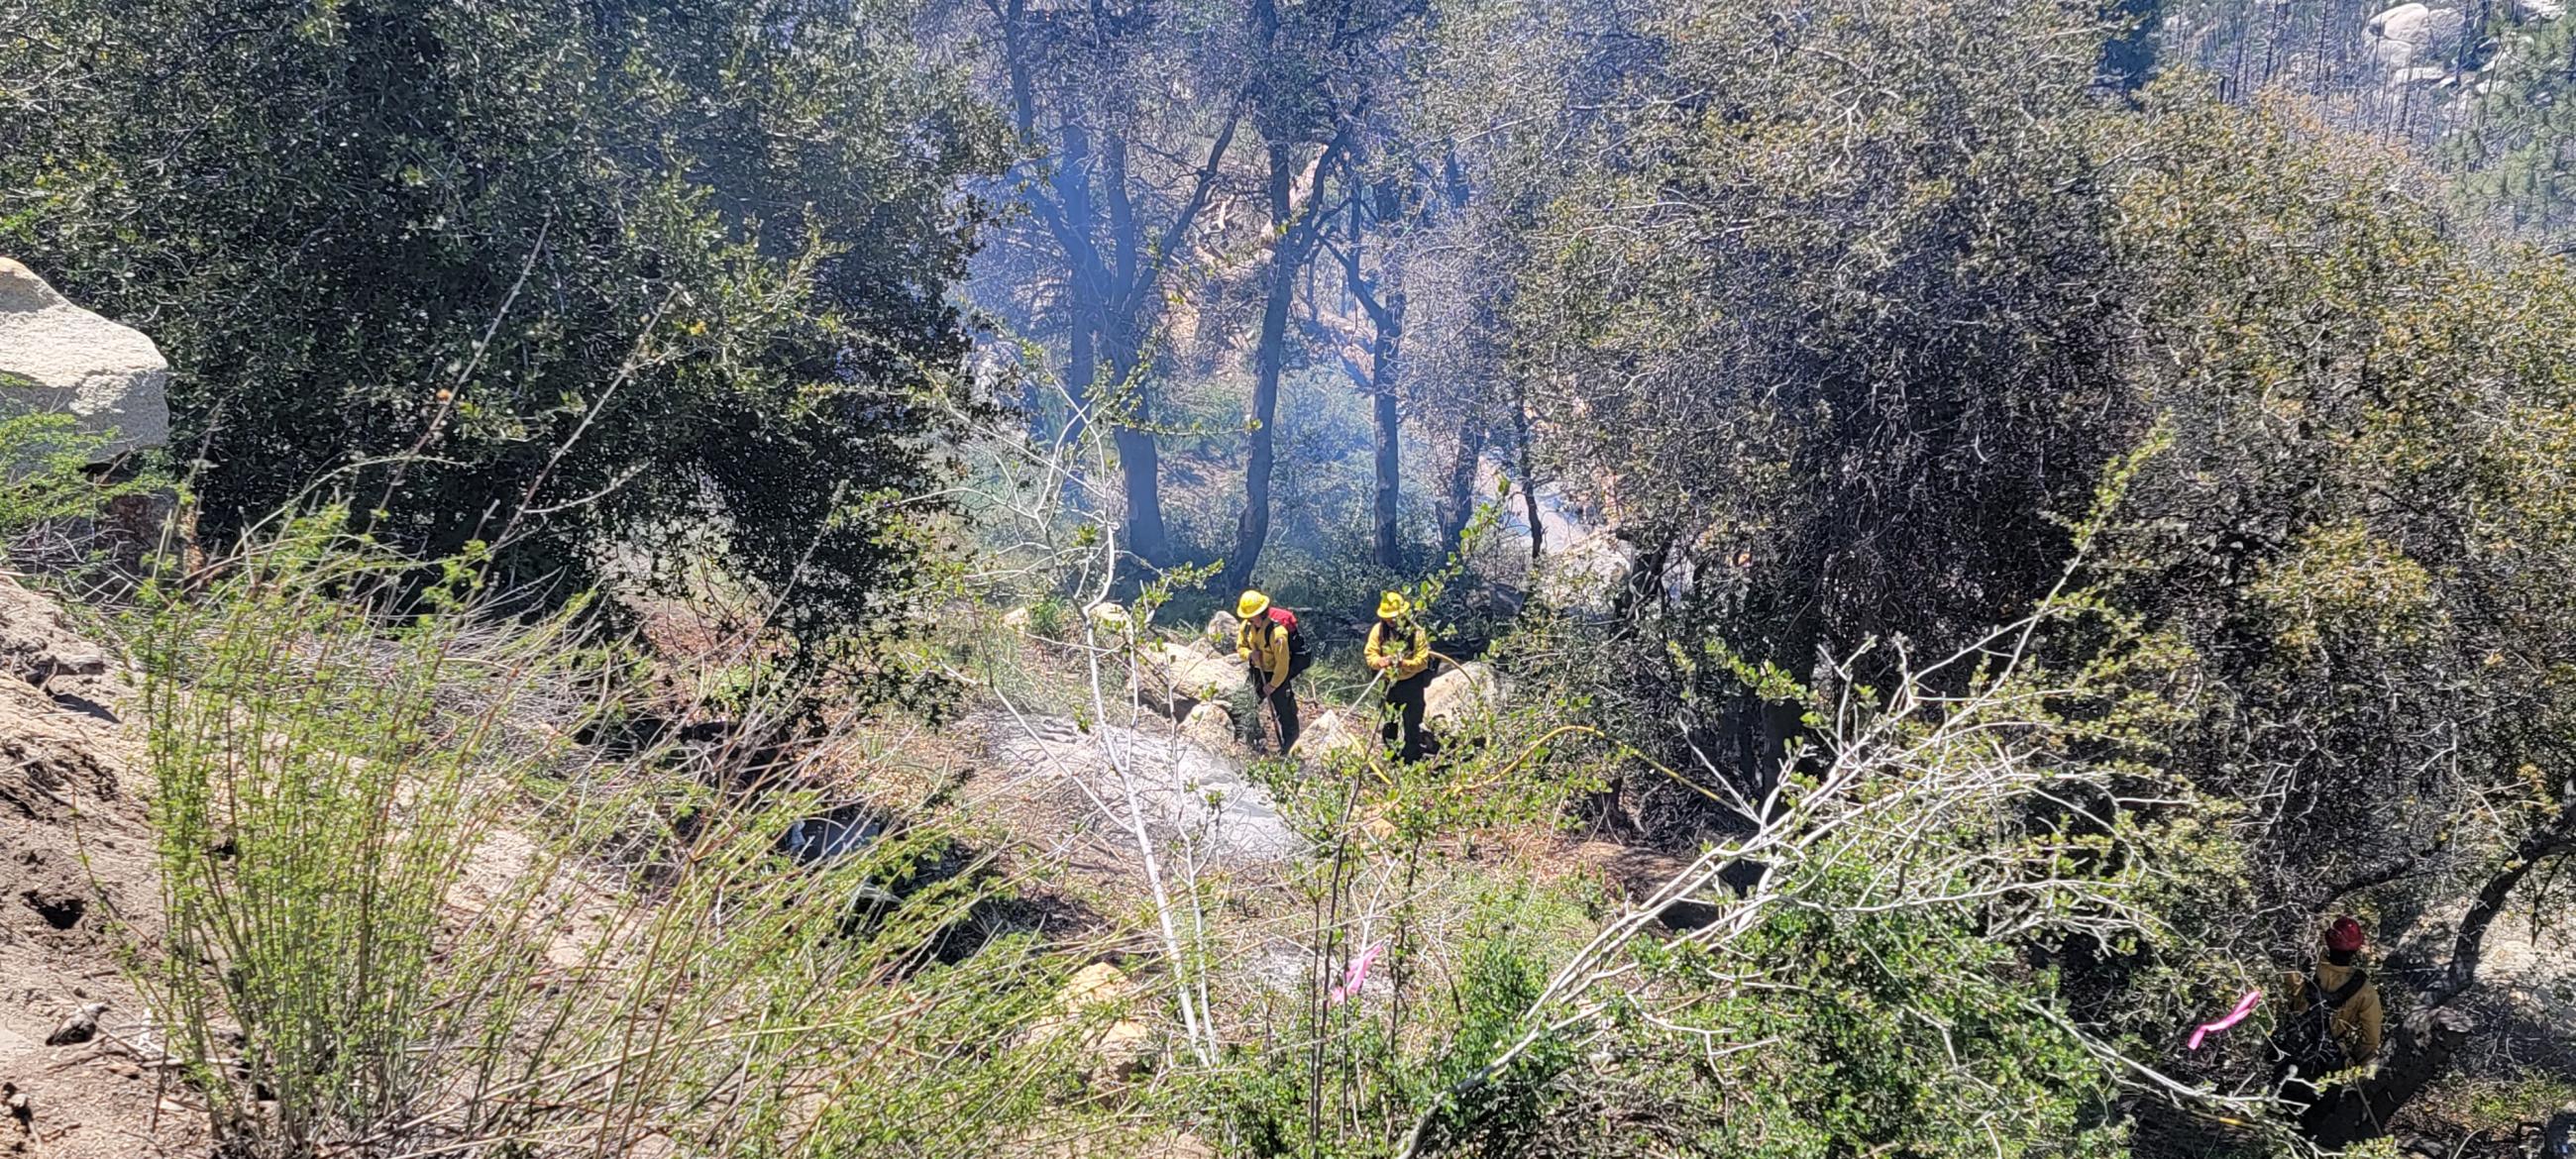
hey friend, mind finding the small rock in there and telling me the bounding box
[19,889,84,931]
[0,577,135,707]
[1085,600,1134,634]
[1181,701,1234,751]
[1001,606,1032,631]
[1423,662,1505,729]
[1061,961,1132,1004]
[1293,710,1370,765]
[44,1001,105,1046]
[1033,963,1155,1085]
[1203,609,1240,651]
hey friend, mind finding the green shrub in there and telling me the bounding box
[1209,889,1582,1159]
[0,412,167,563]
[134,514,1068,1156]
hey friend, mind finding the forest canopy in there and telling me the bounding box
[2,0,1006,698]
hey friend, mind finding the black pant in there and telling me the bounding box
[1252,666,1301,754]
[1382,671,1436,761]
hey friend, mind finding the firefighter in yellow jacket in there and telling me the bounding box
[1234,589,1308,753]
[2273,915,2385,1128]
[1365,591,1439,761]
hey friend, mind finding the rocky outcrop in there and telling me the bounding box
[0,259,169,464]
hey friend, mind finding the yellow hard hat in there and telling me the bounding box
[1376,590,1409,619]
[1236,589,1270,619]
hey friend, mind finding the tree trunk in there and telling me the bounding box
[1369,322,1401,572]
[1338,167,1405,574]
[1226,140,1300,592]
[1105,317,1169,567]
[1056,120,1099,440]
[1437,416,1486,559]
[2433,804,2574,1002]
[1510,386,1543,565]
[1063,286,1096,439]
[2311,794,2570,1145]
[1096,128,1170,568]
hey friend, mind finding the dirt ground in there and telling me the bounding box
[0,578,192,1158]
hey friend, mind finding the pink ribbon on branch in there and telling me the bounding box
[1327,941,1387,1006]
[2187,989,2262,1051]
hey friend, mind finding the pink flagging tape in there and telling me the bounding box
[2188,989,2263,1051]
[1327,941,1387,1006]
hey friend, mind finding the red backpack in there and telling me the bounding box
[1261,606,1312,667]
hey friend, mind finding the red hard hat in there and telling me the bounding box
[2325,916,2366,953]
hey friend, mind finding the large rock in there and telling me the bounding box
[1423,661,1505,730]
[0,259,169,464]
[1142,641,1249,719]
[979,715,1302,864]
[1534,531,1636,613]
[2367,4,2465,71]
